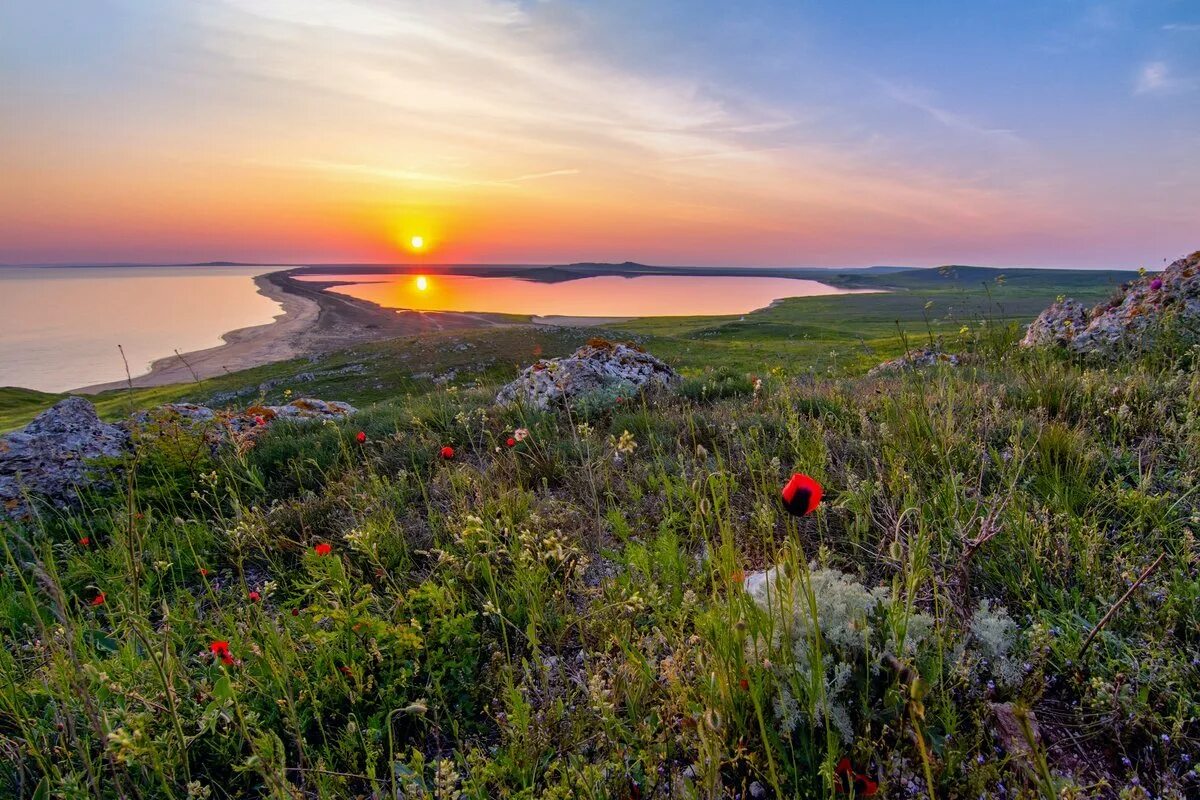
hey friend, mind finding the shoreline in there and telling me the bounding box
[70,266,881,394]
[74,271,511,394]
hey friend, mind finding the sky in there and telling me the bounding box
[1,0,1197,268]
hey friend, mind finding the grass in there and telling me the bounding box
[4,267,1198,798]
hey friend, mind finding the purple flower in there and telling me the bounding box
[1150,278,1163,291]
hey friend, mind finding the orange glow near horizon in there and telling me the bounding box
[299,272,869,318]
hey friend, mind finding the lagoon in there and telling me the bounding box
[301,273,858,320]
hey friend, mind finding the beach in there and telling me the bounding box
[75,271,509,393]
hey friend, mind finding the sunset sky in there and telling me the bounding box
[1,1,1197,268]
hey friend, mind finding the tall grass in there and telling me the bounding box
[2,334,1198,798]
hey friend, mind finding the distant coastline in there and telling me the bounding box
[65,260,1138,393]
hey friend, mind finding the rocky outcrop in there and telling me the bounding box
[1022,251,1200,357]
[136,398,356,434]
[2,397,358,519]
[496,339,680,409]
[1,398,130,519]
[867,347,959,376]
[1020,298,1091,348]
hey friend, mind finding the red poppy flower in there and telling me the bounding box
[291,608,300,617]
[356,431,367,444]
[80,537,90,547]
[90,592,106,607]
[210,640,234,666]
[339,665,352,675]
[834,758,878,796]
[505,437,516,448]
[314,542,332,556]
[199,567,209,577]
[440,446,455,459]
[781,473,822,517]
[254,415,266,427]
[738,678,750,691]
[248,591,261,603]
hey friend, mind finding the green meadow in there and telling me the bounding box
[4,266,1198,798]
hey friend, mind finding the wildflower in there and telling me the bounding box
[90,592,106,607]
[210,640,234,666]
[248,591,261,603]
[739,678,750,691]
[313,542,332,556]
[780,473,822,516]
[254,415,266,427]
[730,569,746,584]
[505,437,516,448]
[291,608,300,617]
[199,567,209,577]
[834,757,877,796]
[615,429,638,455]
[356,431,366,444]
[80,537,90,547]
[1150,278,1163,291]
[440,446,455,459]
[513,427,529,442]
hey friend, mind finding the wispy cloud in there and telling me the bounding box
[875,79,1023,146]
[1162,23,1200,32]
[1134,61,1196,95]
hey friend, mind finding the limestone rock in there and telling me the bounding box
[1020,298,1091,348]
[496,339,680,409]
[264,398,357,422]
[1022,251,1200,357]
[1,398,130,519]
[868,347,959,376]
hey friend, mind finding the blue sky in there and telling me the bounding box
[0,0,1197,267]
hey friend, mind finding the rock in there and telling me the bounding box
[496,339,680,410]
[131,403,217,427]
[1023,251,1200,357]
[264,397,357,422]
[1,398,130,519]
[1020,298,1091,348]
[867,347,959,376]
[989,702,1040,758]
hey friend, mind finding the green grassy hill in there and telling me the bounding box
[4,267,1195,798]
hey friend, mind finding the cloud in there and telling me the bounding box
[875,79,1023,146]
[1133,61,1196,95]
[1162,23,1200,32]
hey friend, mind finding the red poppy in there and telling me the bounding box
[254,415,266,427]
[834,758,878,796]
[90,592,106,607]
[248,591,261,603]
[199,567,209,577]
[210,640,234,666]
[339,665,352,676]
[80,537,90,547]
[291,607,300,617]
[505,437,516,448]
[356,431,367,444]
[738,678,750,691]
[314,542,332,556]
[781,473,823,517]
[440,446,455,459]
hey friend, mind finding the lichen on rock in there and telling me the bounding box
[1022,250,1200,357]
[1,397,130,519]
[496,338,680,410]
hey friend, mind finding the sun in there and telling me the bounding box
[410,235,425,250]
[415,275,429,291]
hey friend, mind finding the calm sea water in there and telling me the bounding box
[0,266,284,392]
[0,267,861,393]
[302,273,854,318]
